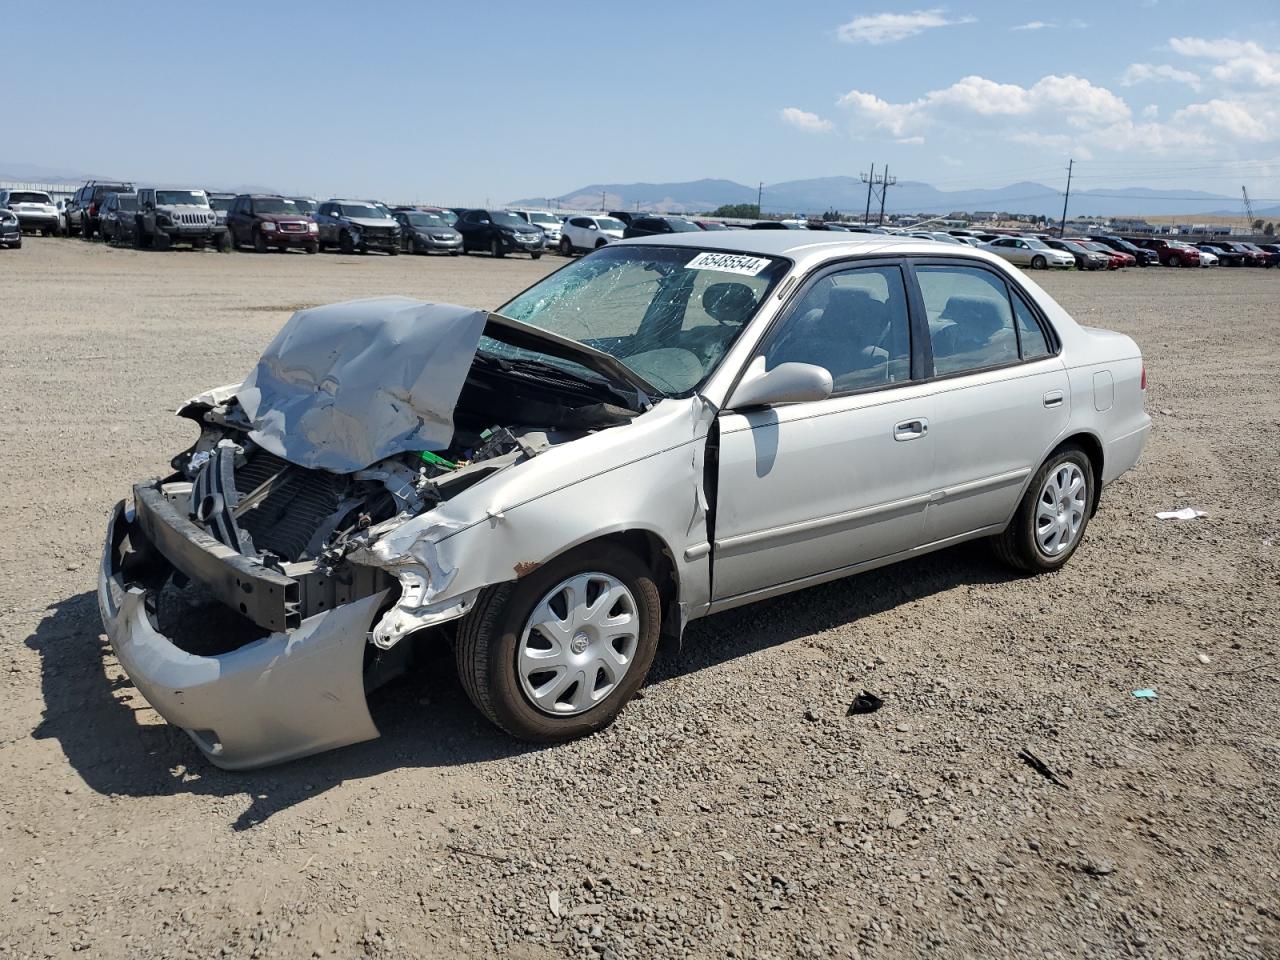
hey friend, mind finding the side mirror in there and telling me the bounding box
[728,356,833,410]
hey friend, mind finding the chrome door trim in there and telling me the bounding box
[929,467,1032,503]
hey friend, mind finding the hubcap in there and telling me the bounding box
[517,572,639,716]
[1035,462,1087,558]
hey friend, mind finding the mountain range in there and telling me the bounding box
[512,177,1280,220]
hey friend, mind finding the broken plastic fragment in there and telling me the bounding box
[1132,688,1158,699]
[1155,507,1207,520]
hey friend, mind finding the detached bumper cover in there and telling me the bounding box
[98,501,385,770]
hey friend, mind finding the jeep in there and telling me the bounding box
[134,188,231,251]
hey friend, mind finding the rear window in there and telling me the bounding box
[8,191,51,204]
[92,185,131,200]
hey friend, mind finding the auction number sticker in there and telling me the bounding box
[685,251,772,276]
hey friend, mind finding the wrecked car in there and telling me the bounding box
[99,232,1151,769]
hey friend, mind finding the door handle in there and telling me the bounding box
[894,418,929,441]
[1043,390,1065,408]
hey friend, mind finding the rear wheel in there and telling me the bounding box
[993,445,1094,573]
[454,543,661,742]
[1031,255,1047,270]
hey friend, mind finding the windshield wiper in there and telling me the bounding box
[485,312,658,408]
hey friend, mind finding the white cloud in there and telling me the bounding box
[779,107,833,133]
[1013,21,1052,31]
[895,136,926,145]
[1169,36,1280,88]
[836,8,974,45]
[1173,98,1278,141]
[1120,63,1202,91]
[838,73,1130,138]
[1142,104,1160,119]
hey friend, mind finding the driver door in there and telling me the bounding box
[711,261,935,604]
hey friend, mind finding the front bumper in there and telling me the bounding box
[98,500,385,770]
[415,233,463,252]
[15,211,58,230]
[159,223,224,240]
[262,229,316,248]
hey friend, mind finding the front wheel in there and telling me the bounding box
[339,231,355,255]
[993,446,1094,573]
[1169,254,1181,268]
[531,251,542,260]
[490,237,505,258]
[454,544,661,742]
[1031,255,1047,270]
[305,241,318,254]
[559,236,573,256]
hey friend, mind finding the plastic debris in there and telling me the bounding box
[1132,688,1158,699]
[1156,507,1207,521]
[1018,748,1070,789]
[847,691,884,716]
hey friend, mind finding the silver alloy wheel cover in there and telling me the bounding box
[1035,461,1087,557]
[517,572,640,716]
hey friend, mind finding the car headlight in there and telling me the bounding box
[261,222,277,231]
[307,222,318,233]
[156,213,172,225]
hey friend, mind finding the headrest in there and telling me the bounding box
[702,282,757,325]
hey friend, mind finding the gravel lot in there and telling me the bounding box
[2,238,1277,959]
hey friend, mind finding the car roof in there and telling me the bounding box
[620,228,1014,271]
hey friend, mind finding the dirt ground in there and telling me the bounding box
[1,238,1277,960]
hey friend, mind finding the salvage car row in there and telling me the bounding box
[4,182,1277,270]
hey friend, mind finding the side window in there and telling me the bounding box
[569,218,589,228]
[916,265,1019,376]
[1012,294,1051,359]
[764,265,912,392]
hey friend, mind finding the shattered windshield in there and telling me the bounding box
[495,245,789,396]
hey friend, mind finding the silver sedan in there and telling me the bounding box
[982,235,1075,269]
[99,232,1150,767]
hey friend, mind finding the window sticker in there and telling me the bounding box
[684,251,772,276]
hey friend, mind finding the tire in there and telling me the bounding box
[1031,255,1047,270]
[595,239,608,249]
[253,229,268,253]
[153,231,170,252]
[531,251,542,260]
[454,543,662,742]
[219,230,234,253]
[1169,255,1181,268]
[387,245,399,256]
[491,237,505,258]
[993,445,1094,574]
[559,236,573,257]
[306,242,318,255]
[339,231,355,255]
[193,238,207,251]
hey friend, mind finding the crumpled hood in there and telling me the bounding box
[344,216,396,229]
[237,297,487,473]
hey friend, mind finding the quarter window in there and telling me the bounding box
[916,265,1019,375]
[764,265,912,392]
[1013,294,1051,359]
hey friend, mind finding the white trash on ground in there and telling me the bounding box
[1156,507,1208,520]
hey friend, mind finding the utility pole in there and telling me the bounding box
[877,165,895,225]
[862,164,875,224]
[757,181,763,216]
[601,189,607,211]
[1242,186,1256,232]
[861,164,895,224]
[1059,159,1073,238]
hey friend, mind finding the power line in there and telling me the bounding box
[860,163,895,224]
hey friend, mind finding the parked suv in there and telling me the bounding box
[225,195,319,253]
[134,188,229,251]
[1129,237,1200,267]
[622,215,702,239]
[314,199,401,255]
[391,209,463,255]
[99,192,139,245]
[207,192,236,229]
[559,215,625,255]
[0,189,60,235]
[510,209,563,246]
[454,209,544,258]
[67,180,134,238]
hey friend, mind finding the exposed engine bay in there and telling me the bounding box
[122,299,645,654]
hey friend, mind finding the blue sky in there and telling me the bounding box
[7,1,1280,205]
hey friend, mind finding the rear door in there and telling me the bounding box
[712,260,935,603]
[908,259,1069,544]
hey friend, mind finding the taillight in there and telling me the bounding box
[1140,362,1147,391]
